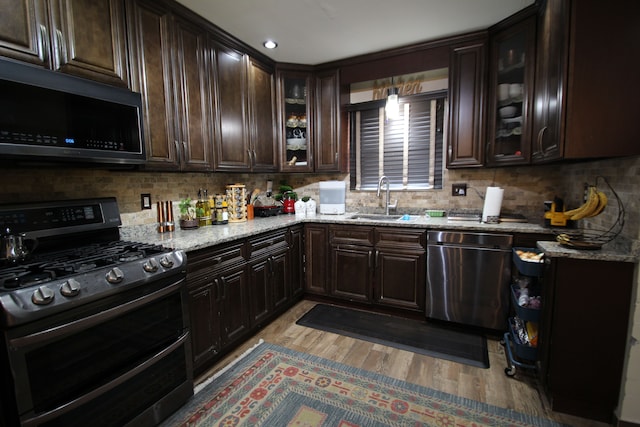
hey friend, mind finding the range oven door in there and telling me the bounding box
[2,277,193,427]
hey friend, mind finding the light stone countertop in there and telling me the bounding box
[119,212,637,263]
[537,241,637,263]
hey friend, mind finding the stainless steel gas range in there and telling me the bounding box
[0,198,192,427]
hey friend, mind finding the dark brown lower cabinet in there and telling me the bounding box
[304,224,330,296]
[187,227,301,375]
[331,243,373,302]
[540,256,634,423]
[374,228,426,311]
[327,225,426,313]
[187,260,249,374]
[188,276,220,371]
[248,247,289,327]
[217,265,251,348]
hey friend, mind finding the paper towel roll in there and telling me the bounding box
[482,187,504,223]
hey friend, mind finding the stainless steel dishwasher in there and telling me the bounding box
[426,231,512,330]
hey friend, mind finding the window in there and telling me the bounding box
[349,92,446,191]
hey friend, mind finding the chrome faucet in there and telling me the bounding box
[377,175,398,215]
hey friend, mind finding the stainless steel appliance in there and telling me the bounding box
[0,58,145,165]
[426,231,512,330]
[0,198,192,426]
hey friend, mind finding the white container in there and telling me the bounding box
[294,199,306,218]
[509,83,523,99]
[498,84,510,101]
[319,181,345,214]
[305,198,316,216]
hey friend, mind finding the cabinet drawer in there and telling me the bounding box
[187,241,246,274]
[330,225,374,246]
[375,228,426,250]
[247,230,288,259]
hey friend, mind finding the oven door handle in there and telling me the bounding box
[10,278,185,349]
[21,330,190,427]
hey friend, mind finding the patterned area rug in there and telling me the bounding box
[161,342,566,427]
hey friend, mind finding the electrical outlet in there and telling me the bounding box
[452,183,467,197]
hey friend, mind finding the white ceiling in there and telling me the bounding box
[175,0,534,65]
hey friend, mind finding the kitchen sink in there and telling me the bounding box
[348,214,404,221]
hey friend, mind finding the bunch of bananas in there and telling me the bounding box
[563,185,608,220]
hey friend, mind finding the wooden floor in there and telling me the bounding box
[196,300,609,427]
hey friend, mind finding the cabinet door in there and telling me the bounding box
[279,70,314,172]
[0,0,47,66]
[126,0,178,168]
[531,0,569,163]
[330,244,372,303]
[0,0,128,87]
[172,16,213,171]
[219,266,250,346]
[304,224,329,295]
[214,45,250,171]
[373,227,426,311]
[248,58,277,171]
[248,257,270,327]
[289,226,304,298]
[486,14,536,166]
[561,0,640,159]
[188,279,220,372]
[447,38,487,168]
[48,0,128,86]
[270,250,290,312]
[374,248,425,311]
[542,257,634,422]
[314,69,341,172]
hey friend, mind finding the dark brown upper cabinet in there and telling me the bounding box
[446,35,487,168]
[278,69,314,172]
[532,0,640,162]
[314,69,342,172]
[0,0,128,87]
[127,0,214,171]
[213,46,277,172]
[486,11,536,166]
[277,67,342,173]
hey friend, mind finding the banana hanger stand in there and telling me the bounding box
[553,176,625,250]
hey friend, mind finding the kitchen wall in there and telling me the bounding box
[1,154,639,422]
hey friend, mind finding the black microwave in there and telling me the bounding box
[0,59,145,165]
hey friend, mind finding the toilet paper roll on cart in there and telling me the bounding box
[482,187,504,223]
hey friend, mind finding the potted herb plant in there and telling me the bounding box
[178,198,198,229]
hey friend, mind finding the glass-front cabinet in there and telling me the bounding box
[278,71,313,172]
[486,13,536,166]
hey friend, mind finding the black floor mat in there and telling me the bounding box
[296,304,489,368]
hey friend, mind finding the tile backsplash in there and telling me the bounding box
[0,157,638,245]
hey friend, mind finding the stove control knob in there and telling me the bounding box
[143,258,159,273]
[60,278,81,297]
[106,267,124,284]
[159,255,174,268]
[32,286,55,305]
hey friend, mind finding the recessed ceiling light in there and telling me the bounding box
[263,40,278,49]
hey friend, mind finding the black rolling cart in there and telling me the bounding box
[503,247,544,377]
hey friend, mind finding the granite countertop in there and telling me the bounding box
[119,212,637,262]
[537,241,637,263]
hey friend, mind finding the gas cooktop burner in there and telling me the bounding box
[0,241,169,291]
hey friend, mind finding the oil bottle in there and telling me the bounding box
[196,189,212,227]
